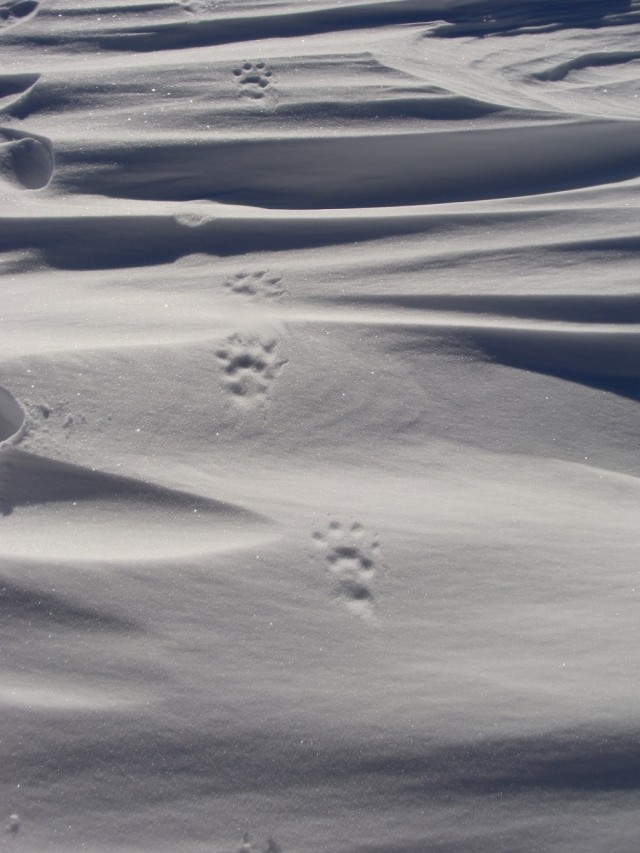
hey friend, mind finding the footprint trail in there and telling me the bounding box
[312,520,381,620]
[215,333,287,403]
[233,60,276,100]
[224,270,286,300]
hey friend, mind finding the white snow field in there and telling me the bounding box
[2,0,640,850]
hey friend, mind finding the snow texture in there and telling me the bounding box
[2,0,640,850]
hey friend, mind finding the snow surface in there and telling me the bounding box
[2,0,640,850]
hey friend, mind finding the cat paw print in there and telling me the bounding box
[232,61,275,100]
[224,270,286,300]
[312,521,380,620]
[215,334,287,401]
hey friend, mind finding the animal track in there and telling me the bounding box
[232,61,275,100]
[215,334,286,401]
[224,270,286,300]
[0,0,38,31]
[312,521,380,619]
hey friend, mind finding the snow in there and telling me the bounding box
[2,0,640,850]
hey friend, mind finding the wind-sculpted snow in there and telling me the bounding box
[2,0,640,851]
[50,120,640,207]
[0,127,53,189]
[432,0,637,36]
[4,0,638,52]
[0,386,25,445]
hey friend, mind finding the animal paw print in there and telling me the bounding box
[312,521,380,619]
[0,1,39,31]
[233,61,274,100]
[224,270,285,300]
[215,334,286,401]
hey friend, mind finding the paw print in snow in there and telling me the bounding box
[215,334,286,401]
[312,521,380,619]
[224,270,285,300]
[233,61,274,99]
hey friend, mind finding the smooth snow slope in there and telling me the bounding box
[2,0,640,851]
